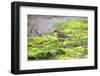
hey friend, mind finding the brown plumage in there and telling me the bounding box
[54,30,71,38]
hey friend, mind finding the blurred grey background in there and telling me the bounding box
[28,15,87,37]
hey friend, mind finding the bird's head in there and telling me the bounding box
[54,30,59,32]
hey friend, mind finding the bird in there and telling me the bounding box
[54,30,72,38]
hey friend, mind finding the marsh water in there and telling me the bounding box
[28,15,87,37]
